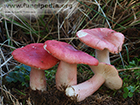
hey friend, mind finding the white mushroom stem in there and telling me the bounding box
[30,68,46,91]
[65,74,105,102]
[56,61,77,91]
[95,49,110,64]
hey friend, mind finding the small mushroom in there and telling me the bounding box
[76,28,124,64]
[44,40,99,91]
[65,62,123,102]
[12,43,59,91]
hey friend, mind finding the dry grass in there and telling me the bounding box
[0,0,140,104]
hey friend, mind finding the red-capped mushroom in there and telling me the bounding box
[66,62,123,102]
[44,40,99,91]
[12,43,59,91]
[70,28,124,101]
[76,28,124,64]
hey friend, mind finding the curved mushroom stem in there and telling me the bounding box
[56,61,77,91]
[95,49,110,64]
[65,74,105,102]
[65,63,123,102]
[30,68,46,91]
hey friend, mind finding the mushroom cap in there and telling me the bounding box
[76,28,124,54]
[44,40,98,66]
[12,43,59,70]
[91,62,123,90]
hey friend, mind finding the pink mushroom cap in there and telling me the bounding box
[12,43,60,91]
[44,40,99,66]
[76,28,124,54]
[12,43,59,70]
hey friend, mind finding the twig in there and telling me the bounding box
[0,43,16,49]
[118,67,140,72]
[1,63,22,77]
[59,37,78,40]
[0,56,13,68]
[58,14,60,40]
[0,48,9,71]
[0,86,20,105]
[94,0,111,29]
[0,96,4,105]
[0,59,3,105]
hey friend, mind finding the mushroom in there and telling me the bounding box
[76,28,124,64]
[43,40,99,91]
[12,43,59,91]
[65,62,123,102]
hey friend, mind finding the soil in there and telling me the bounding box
[2,82,140,105]
[29,86,140,105]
